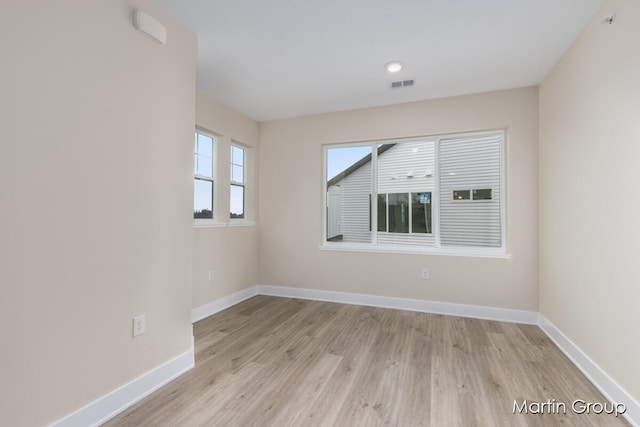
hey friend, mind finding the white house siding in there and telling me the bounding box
[377,139,436,246]
[439,133,502,247]
[377,139,435,194]
[331,140,436,245]
[333,161,372,243]
[326,185,342,239]
[377,233,434,246]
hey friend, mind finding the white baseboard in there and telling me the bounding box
[50,345,195,427]
[539,316,639,427]
[191,287,258,323]
[256,285,539,324]
[67,286,631,427]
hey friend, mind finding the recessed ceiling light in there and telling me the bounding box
[385,61,404,73]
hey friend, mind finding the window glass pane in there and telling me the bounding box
[377,194,387,232]
[376,140,435,245]
[230,184,244,219]
[326,146,372,243]
[440,134,502,247]
[453,190,470,200]
[232,165,244,183]
[473,188,492,200]
[411,192,432,233]
[197,154,212,177]
[194,178,213,219]
[232,146,244,166]
[388,193,409,233]
[197,133,213,157]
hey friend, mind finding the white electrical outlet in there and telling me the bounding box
[208,270,215,282]
[133,315,146,337]
[421,268,430,280]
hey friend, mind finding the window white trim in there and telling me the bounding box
[318,242,511,259]
[228,221,256,227]
[194,130,216,223]
[193,220,227,229]
[322,130,507,257]
[230,143,247,221]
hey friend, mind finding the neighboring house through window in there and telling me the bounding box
[324,131,505,254]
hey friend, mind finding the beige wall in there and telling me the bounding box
[258,87,539,311]
[193,93,259,309]
[5,0,635,423]
[539,0,640,403]
[0,1,196,426]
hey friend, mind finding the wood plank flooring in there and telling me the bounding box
[105,296,629,426]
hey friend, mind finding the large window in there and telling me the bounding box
[324,131,505,253]
[194,131,214,219]
[230,144,245,219]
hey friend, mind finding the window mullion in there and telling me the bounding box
[434,137,441,248]
[386,194,389,232]
[408,192,413,233]
[371,143,378,245]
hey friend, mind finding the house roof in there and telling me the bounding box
[327,143,394,187]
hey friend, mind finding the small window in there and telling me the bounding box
[453,190,470,200]
[473,188,492,200]
[230,145,245,219]
[194,131,214,219]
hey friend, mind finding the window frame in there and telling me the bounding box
[321,130,508,258]
[193,129,217,225]
[230,143,247,222]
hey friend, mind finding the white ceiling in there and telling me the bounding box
[154,0,606,122]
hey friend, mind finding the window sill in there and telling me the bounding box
[193,220,256,229]
[228,220,256,227]
[319,242,511,259]
[193,221,227,229]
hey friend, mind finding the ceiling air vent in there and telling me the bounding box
[391,79,414,89]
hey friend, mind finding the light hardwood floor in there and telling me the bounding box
[105,296,629,426]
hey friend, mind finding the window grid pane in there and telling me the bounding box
[232,165,244,183]
[439,134,502,248]
[197,154,213,177]
[195,132,214,177]
[231,145,245,184]
[230,145,246,220]
[194,178,213,219]
[232,146,244,166]
[230,184,244,219]
[194,131,215,219]
[197,134,213,157]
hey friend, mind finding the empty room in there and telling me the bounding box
[1,0,638,426]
